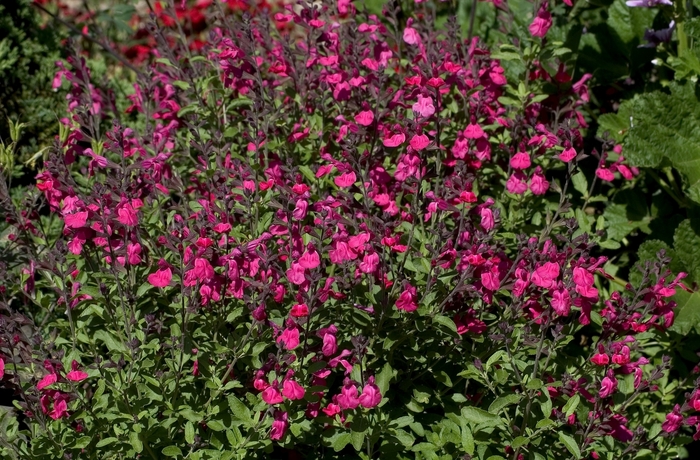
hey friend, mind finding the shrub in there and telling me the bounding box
[1,1,699,460]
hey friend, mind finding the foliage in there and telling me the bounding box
[0,0,64,161]
[2,0,700,459]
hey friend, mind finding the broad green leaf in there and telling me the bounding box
[563,394,580,418]
[461,406,501,427]
[622,82,700,203]
[376,363,393,395]
[433,315,459,336]
[669,290,700,335]
[185,421,195,444]
[558,432,581,459]
[488,394,521,414]
[331,432,351,452]
[162,446,183,457]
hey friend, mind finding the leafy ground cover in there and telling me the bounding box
[2,0,700,459]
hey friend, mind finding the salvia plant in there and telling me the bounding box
[2,1,700,460]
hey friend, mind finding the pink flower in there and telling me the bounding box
[573,267,598,298]
[262,382,284,405]
[117,203,138,226]
[662,405,683,433]
[481,270,500,291]
[299,249,321,269]
[277,325,300,350]
[335,171,357,188]
[403,19,421,45]
[337,380,360,410]
[480,207,495,231]
[291,303,309,317]
[412,95,435,118]
[126,243,142,265]
[282,379,306,400]
[612,346,631,365]
[50,398,68,420]
[286,262,306,285]
[510,152,531,169]
[559,147,577,162]
[410,134,430,151]
[529,7,552,38]
[531,262,560,289]
[354,110,374,126]
[596,167,615,182]
[506,173,528,194]
[359,376,382,408]
[551,289,571,316]
[359,252,379,273]
[383,132,406,147]
[464,123,485,139]
[66,360,88,382]
[148,260,172,288]
[64,211,88,229]
[322,332,338,356]
[37,373,57,390]
[396,284,418,312]
[600,372,618,398]
[193,258,214,282]
[270,410,288,441]
[591,353,609,366]
[529,168,549,195]
[0,357,4,379]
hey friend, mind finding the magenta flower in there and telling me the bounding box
[531,262,560,289]
[551,288,571,316]
[262,382,284,405]
[600,371,618,398]
[148,259,172,288]
[337,380,360,410]
[270,410,288,441]
[37,373,57,391]
[354,110,374,126]
[334,171,356,188]
[299,249,321,269]
[412,95,435,118]
[277,324,300,350]
[662,405,683,433]
[463,123,485,139]
[63,211,88,229]
[66,360,88,382]
[529,7,552,38]
[410,133,430,151]
[396,283,418,312]
[290,303,309,318]
[383,132,406,148]
[559,147,577,162]
[358,376,382,408]
[282,378,306,401]
[510,152,531,169]
[626,0,671,6]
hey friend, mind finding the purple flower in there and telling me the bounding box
[626,0,672,7]
[640,21,675,48]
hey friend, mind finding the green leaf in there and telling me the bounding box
[185,421,195,444]
[331,432,351,452]
[674,220,700,283]
[558,432,581,459]
[130,431,143,453]
[563,394,580,418]
[432,315,459,336]
[162,446,183,457]
[669,290,700,335]
[207,420,226,431]
[461,406,500,427]
[96,437,118,448]
[351,430,365,451]
[622,82,700,203]
[376,363,393,396]
[488,394,521,414]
